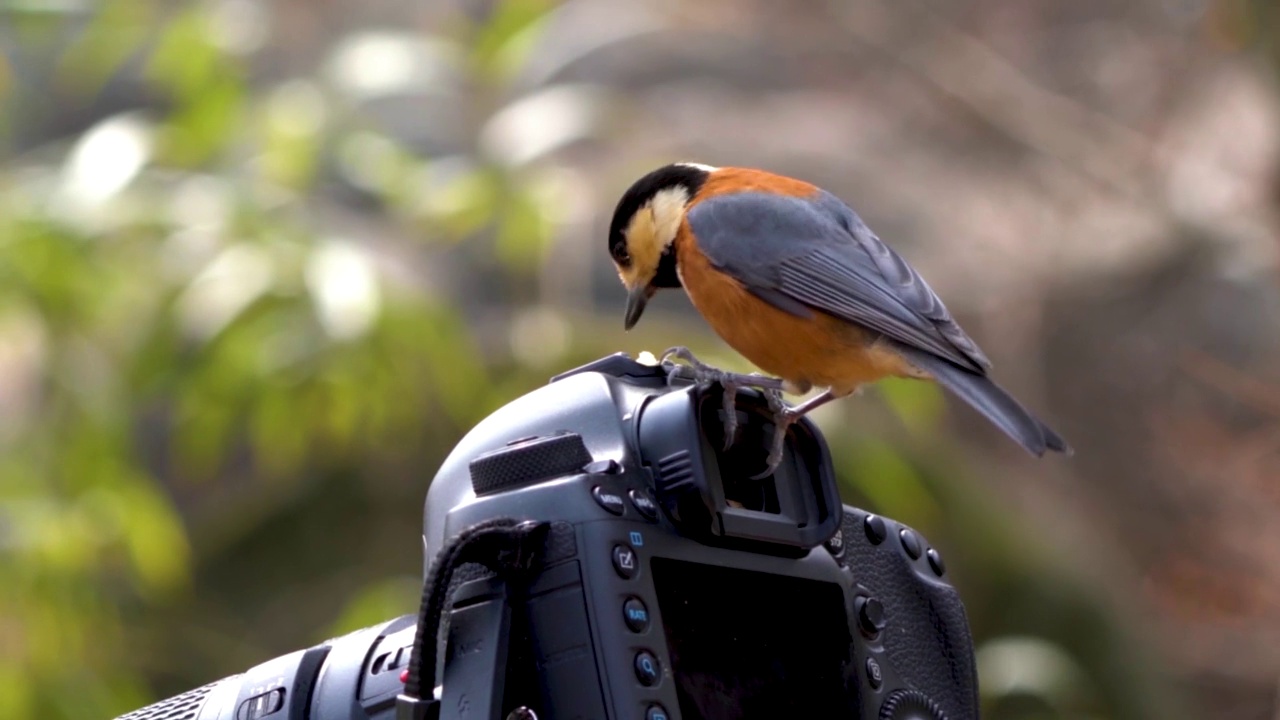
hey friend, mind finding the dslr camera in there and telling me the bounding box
[117,353,979,720]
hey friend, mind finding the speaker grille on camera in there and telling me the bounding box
[116,680,223,720]
[469,432,592,496]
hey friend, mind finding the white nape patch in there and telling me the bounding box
[677,162,718,172]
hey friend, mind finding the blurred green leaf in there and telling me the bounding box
[147,5,246,167]
[147,6,224,101]
[837,438,940,529]
[411,161,502,241]
[0,660,34,720]
[259,81,326,190]
[160,75,243,167]
[495,185,551,268]
[55,0,155,96]
[875,377,946,434]
[110,481,192,595]
[325,576,421,637]
[469,0,557,79]
[336,131,413,196]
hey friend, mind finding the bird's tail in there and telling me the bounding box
[891,344,1072,457]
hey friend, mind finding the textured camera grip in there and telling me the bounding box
[114,679,225,720]
[469,433,593,496]
[839,506,979,720]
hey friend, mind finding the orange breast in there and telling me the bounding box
[675,224,918,396]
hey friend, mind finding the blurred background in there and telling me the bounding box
[1,0,1278,718]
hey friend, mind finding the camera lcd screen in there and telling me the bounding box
[650,558,854,719]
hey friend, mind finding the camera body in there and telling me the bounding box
[116,353,978,720]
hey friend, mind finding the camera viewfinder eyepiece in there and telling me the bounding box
[637,382,842,552]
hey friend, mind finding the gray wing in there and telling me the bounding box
[686,190,992,373]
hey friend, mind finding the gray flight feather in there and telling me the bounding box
[685,190,992,374]
[890,341,1071,455]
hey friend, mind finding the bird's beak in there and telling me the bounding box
[624,284,653,330]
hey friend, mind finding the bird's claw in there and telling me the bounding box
[660,346,717,382]
[660,344,808,477]
[753,389,798,480]
[660,347,788,451]
[660,347,786,393]
[719,378,740,451]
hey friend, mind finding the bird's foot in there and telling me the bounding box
[661,347,786,451]
[752,390,838,479]
[660,347,785,391]
[755,391,799,479]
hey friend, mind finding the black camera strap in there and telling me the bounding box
[396,518,550,720]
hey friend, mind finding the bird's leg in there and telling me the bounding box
[753,390,840,479]
[712,372,792,450]
[661,347,787,450]
[716,375,743,451]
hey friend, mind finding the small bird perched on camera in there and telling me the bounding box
[607,162,1070,476]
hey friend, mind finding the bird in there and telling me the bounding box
[606,162,1070,476]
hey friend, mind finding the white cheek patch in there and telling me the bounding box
[647,186,690,253]
[622,185,692,284]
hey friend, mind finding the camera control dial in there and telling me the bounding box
[879,689,946,720]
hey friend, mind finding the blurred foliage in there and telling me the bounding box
[0,0,1236,718]
[0,1,584,717]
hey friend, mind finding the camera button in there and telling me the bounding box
[646,704,670,720]
[592,486,626,516]
[629,489,659,521]
[612,545,639,579]
[863,515,888,545]
[855,596,886,637]
[899,528,922,559]
[584,459,621,474]
[634,651,661,686]
[865,656,883,690]
[926,547,946,576]
[623,597,650,632]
